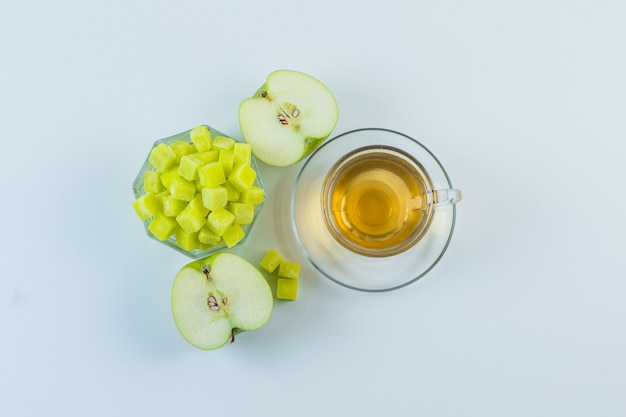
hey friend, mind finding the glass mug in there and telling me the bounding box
[321,145,461,257]
[291,128,462,291]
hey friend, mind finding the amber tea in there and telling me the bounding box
[322,146,434,257]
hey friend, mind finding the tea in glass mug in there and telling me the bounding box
[322,145,461,257]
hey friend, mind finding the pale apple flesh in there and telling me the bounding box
[171,252,273,350]
[238,70,338,167]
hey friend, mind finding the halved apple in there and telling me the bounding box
[238,69,338,167]
[171,252,273,350]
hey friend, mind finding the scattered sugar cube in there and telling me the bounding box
[260,249,282,273]
[277,278,298,300]
[278,261,300,280]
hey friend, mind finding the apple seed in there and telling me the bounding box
[208,295,220,311]
[277,106,300,125]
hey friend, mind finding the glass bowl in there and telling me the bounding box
[132,125,265,258]
[291,128,459,292]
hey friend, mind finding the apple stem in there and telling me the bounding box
[202,265,211,280]
[231,328,236,343]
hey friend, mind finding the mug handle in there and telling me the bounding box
[430,188,462,207]
[410,189,462,210]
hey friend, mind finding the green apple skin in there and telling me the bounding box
[171,252,273,350]
[239,70,339,167]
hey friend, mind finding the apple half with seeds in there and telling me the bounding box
[171,252,273,350]
[238,69,338,167]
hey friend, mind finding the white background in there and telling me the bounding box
[1,1,625,416]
